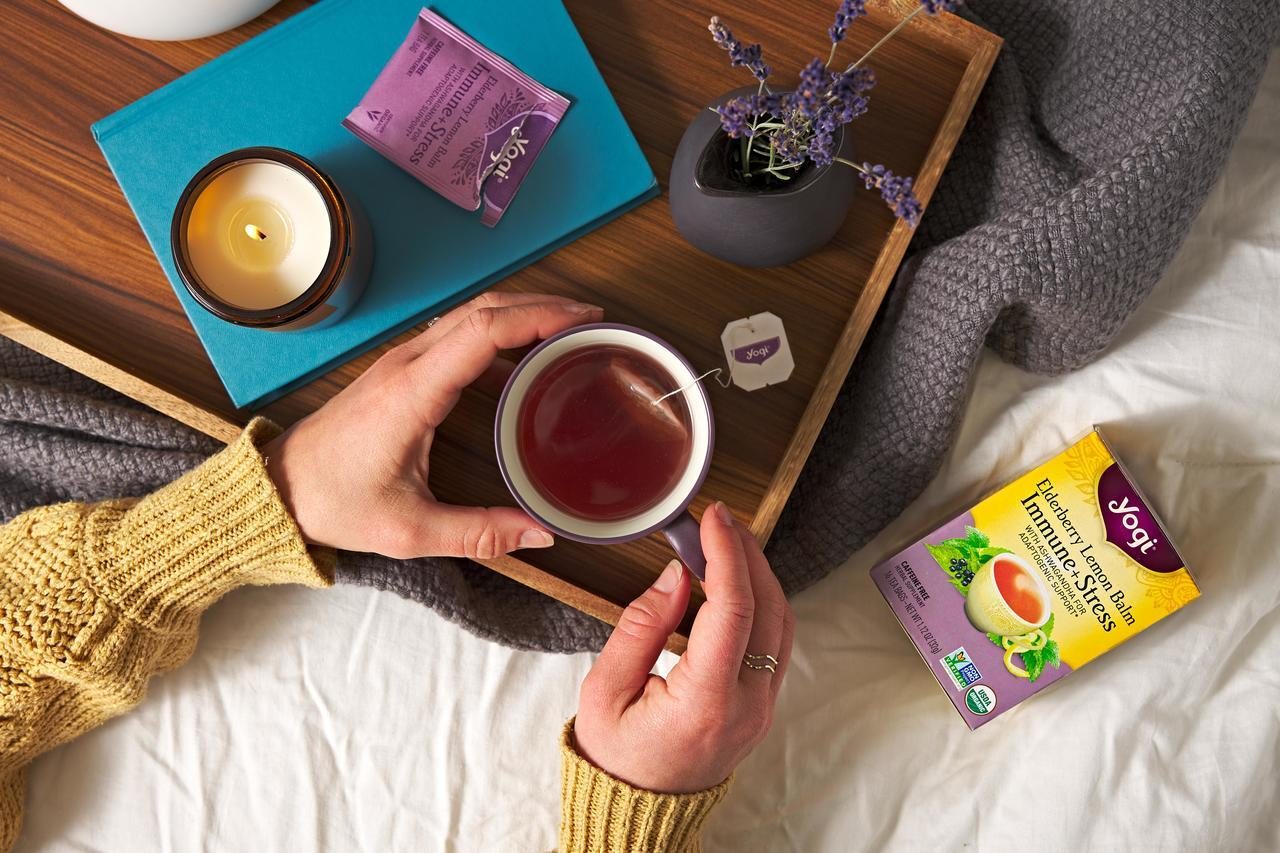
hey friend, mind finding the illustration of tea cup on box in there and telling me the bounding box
[964,552,1052,636]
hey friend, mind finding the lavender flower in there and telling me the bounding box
[795,58,830,118]
[920,0,961,14]
[774,129,807,166]
[755,91,792,115]
[860,163,922,225]
[716,96,757,138]
[829,0,868,43]
[708,16,771,82]
[808,108,839,167]
[831,67,876,122]
[704,2,928,217]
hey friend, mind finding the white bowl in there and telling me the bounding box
[59,0,281,41]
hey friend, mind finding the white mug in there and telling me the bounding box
[494,323,715,578]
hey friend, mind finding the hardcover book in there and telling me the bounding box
[92,0,657,408]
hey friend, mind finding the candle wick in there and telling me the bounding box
[244,224,268,241]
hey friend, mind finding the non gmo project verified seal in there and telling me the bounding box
[941,647,981,689]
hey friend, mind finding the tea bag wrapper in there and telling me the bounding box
[343,8,570,227]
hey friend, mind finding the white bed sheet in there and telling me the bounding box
[15,51,1280,853]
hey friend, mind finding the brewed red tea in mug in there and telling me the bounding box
[516,344,693,521]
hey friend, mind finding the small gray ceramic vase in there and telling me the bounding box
[669,87,858,268]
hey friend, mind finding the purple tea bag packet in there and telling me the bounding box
[343,8,570,227]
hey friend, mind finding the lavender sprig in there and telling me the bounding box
[704,3,940,226]
[716,97,757,138]
[708,16,771,82]
[829,0,868,44]
[831,67,875,122]
[855,162,922,226]
[795,58,830,118]
[808,108,840,167]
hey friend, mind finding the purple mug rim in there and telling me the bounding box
[493,322,716,545]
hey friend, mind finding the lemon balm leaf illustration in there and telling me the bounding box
[976,546,1012,565]
[926,542,974,594]
[1022,647,1047,681]
[1018,637,1061,683]
[926,542,962,567]
[964,526,990,549]
[988,616,1061,682]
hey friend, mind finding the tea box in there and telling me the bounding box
[870,430,1200,728]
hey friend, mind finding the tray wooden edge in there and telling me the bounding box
[752,27,1002,545]
[480,553,696,653]
[0,306,242,442]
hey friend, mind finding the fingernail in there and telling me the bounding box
[518,529,555,549]
[654,559,683,592]
[567,302,603,315]
[713,501,734,526]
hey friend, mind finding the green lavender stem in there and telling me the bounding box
[846,6,924,72]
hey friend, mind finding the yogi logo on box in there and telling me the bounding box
[941,647,981,689]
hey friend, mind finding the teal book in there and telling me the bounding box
[92,0,656,409]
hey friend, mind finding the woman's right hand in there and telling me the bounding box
[264,291,602,560]
[572,501,794,793]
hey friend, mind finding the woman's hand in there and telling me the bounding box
[264,292,602,559]
[573,502,795,793]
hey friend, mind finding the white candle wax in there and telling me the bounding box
[185,161,332,310]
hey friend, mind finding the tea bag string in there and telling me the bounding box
[651,367,732,406]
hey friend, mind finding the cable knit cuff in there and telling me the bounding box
[559,719,730,852]
[84,418,334,630]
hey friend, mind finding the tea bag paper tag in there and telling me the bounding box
[720,312,794,391]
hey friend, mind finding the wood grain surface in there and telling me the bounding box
[0,0,999,647]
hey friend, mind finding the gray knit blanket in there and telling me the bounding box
[3,1,1277,652]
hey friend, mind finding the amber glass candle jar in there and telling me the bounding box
[171,147,372,331]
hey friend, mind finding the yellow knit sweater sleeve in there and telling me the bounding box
[0,418,332,850]
[0,418,726,852]
[559,720,730,852]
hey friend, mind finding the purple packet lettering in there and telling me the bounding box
[343,8,570,227]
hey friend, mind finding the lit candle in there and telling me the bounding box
[172,148,372,330]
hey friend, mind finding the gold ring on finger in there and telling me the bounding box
[742,652,779,674]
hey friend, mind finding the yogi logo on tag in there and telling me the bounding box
[721,313,793,391]
[732,337,781,365]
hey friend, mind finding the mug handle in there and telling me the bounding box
[662,511,707,581]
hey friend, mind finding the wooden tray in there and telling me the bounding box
[0,0,999,649]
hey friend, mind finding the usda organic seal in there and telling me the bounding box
[965,684,997,715]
